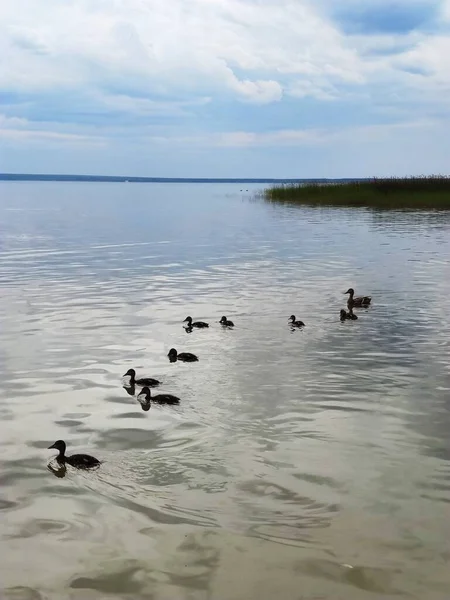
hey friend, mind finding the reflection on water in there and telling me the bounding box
[1,182,450,599]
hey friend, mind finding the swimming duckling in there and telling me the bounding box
[123,368,161,387]
[219,316,234,327]
[168,348,199,362]
[289,315,305,328]
[345,288,371,307]
[340,308,358,321]
[137,386,180,407]
[48,440,100,469]
[183,316,209,328]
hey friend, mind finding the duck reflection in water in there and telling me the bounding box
[123,382,136,397]
[47,462,67,478]
[140,399,151,411]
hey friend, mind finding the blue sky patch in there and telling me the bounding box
[334,2,438,35]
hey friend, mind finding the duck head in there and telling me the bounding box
[289,315,296,322]
[183,316,193,325]
[168,348,177,358]
[340,309,347,321]
[220,316,227,324]
[344,288,355,296]
[123,368,136,379]
[48,440,66,455]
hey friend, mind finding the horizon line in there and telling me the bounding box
[0,173,366,183]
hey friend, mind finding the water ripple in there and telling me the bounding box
[1,182,450,598]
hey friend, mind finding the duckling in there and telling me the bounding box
[123,368,161,387]
[345,288,371,307]
[48,440,100,469]
[219,316,234,327]
[183,316,209,328]
[289,315,305,328]
[168,348,199,362]
[340,308,358,321]
[137,386,180,407]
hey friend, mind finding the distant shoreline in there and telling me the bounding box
[0,173,365,184]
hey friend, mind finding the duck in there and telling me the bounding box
[183,316,209,328]
[123,368,161,387]
[345,288,371,307]
[289,315,305,328]
[137,386,180,408]
[219,316,234,327]
[48,440,100,469]
[168,348,199,362]
[340,308,358,321]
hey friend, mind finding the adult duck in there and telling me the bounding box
[48,440,100,469]
[345,288,371,307]
[137,386,180,408]
[123,368,161,387]
[168,348,199,362]
[289,315,305,328]
[219,316,234,327]
[183,316,209,328]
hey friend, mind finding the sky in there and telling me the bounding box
[1,0,450,177]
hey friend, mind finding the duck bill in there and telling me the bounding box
[48,443,57,449]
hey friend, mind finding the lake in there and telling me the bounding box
[1,182,450,600]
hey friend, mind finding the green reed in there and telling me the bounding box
[263,176,450,209]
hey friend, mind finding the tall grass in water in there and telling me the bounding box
[263,176,450,209]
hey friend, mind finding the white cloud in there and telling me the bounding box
[0,0,448,101]
[0,128,104,144]
[0,114,105,144]
[0,0,365,102]
[0,0,449,176]
[113,118,440,150]
[1,0,448,110]
[0,114,29,128]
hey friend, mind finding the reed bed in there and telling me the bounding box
[263,176,450,209]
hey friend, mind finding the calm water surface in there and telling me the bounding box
[1,182,450,600]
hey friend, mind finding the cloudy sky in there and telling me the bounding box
[1,0,450,177]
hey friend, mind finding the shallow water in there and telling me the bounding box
[1,182,450,600]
